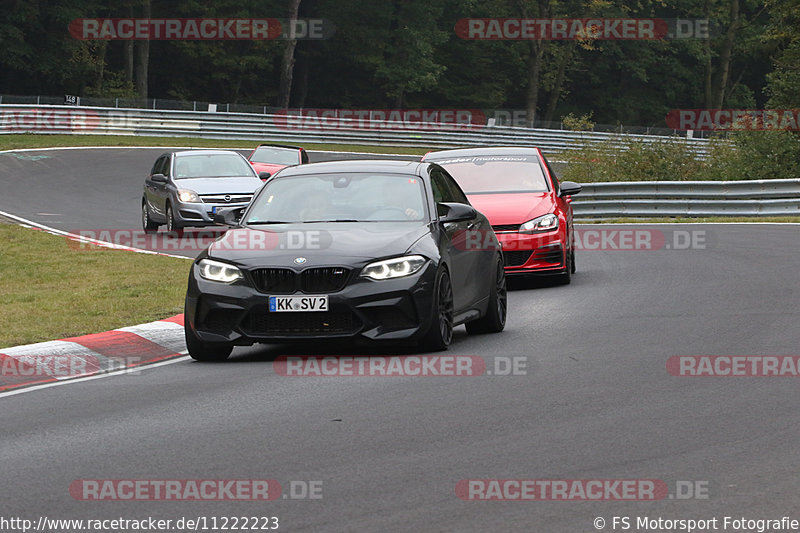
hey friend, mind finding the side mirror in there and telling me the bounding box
[151,173,168,184]
[258,172,271,180]
[214,207,245,226]
[438,202,478,223]
[559,181,582,196]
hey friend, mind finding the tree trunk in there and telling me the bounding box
[525,43,545,126]
[94,41,107,93]
[294,49,309,107]
[712,0,739,109]
[134,0,151,99]
[278,0,302,108]
[703,0,713,108]
[543,42,575,124]
[517,0,550,126]
[123,6,134,84]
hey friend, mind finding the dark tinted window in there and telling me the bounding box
[431,168,469,203]
[430,155,549,194]
[151,156,168,176]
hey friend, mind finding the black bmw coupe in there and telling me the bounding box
[184,160,506,360]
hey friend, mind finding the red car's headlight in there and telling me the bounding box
[519,213,558,234]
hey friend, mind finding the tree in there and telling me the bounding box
[278,0,302,108]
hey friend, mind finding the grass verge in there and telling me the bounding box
[0,133,426,155]
[0,222,189,349]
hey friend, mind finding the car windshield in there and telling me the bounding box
[250,146,301,166]
[245,173,427,224]
[174,153,255,179]
[431,155,549,194]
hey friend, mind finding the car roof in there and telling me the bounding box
[254,143,305,151]
[170,149,246,157]
[274,159,426,177]
[423,147,542,159]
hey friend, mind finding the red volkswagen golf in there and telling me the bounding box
[422,147,581,282]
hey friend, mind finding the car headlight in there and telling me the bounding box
[519,213,559,233]
[177,189,201,203]
[198,259,243,283]
[360,255,427,280]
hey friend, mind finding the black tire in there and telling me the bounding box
[420,268,454,351]
[165,204,184,237]
[466,254,507,334]
[570,248,577,274]
[558,248,573,285]
[185,323,233,361]
[142,201,159,233]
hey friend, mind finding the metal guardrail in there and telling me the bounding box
[2,104,791,217]
[0,104,712,157]
[572,179,800,217]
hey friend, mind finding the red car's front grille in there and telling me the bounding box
[492,224,520,233]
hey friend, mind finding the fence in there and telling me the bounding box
[571,179,800,217]
[0,104,713,157]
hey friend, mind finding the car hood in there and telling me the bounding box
[173,177,263,195]
[468,192,553,225]
[207,222,432,267]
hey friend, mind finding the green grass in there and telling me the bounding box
[0,133,426,155]
[0,223,190,349]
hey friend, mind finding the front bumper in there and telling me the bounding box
[185,261,438,344]
[496,230,567,275]
[174,201,250,227]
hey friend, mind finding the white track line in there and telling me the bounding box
[0,209,191,259]
[0,355,190,399]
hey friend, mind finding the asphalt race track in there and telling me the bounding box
[1,148,800,531]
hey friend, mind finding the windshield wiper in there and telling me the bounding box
[245,220,291,225]
[302,219,360,223]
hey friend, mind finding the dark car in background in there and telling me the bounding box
[142,149,265,236]
[247,144,309,179]
[184,160,506,361]
[423,147,581,283]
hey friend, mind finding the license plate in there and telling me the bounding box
[269,295,328,312]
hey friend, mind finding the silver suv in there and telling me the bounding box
[142,150,266,235]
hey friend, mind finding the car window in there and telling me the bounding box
[250,146,301,166]
[542,154,560,193]
[429,170,448,204]
[440,170,469,204]
[429,155,550,194]
[151,156,167,176]
[245,173,427,223]
[174,153,255,178]
[161,155,171,177]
